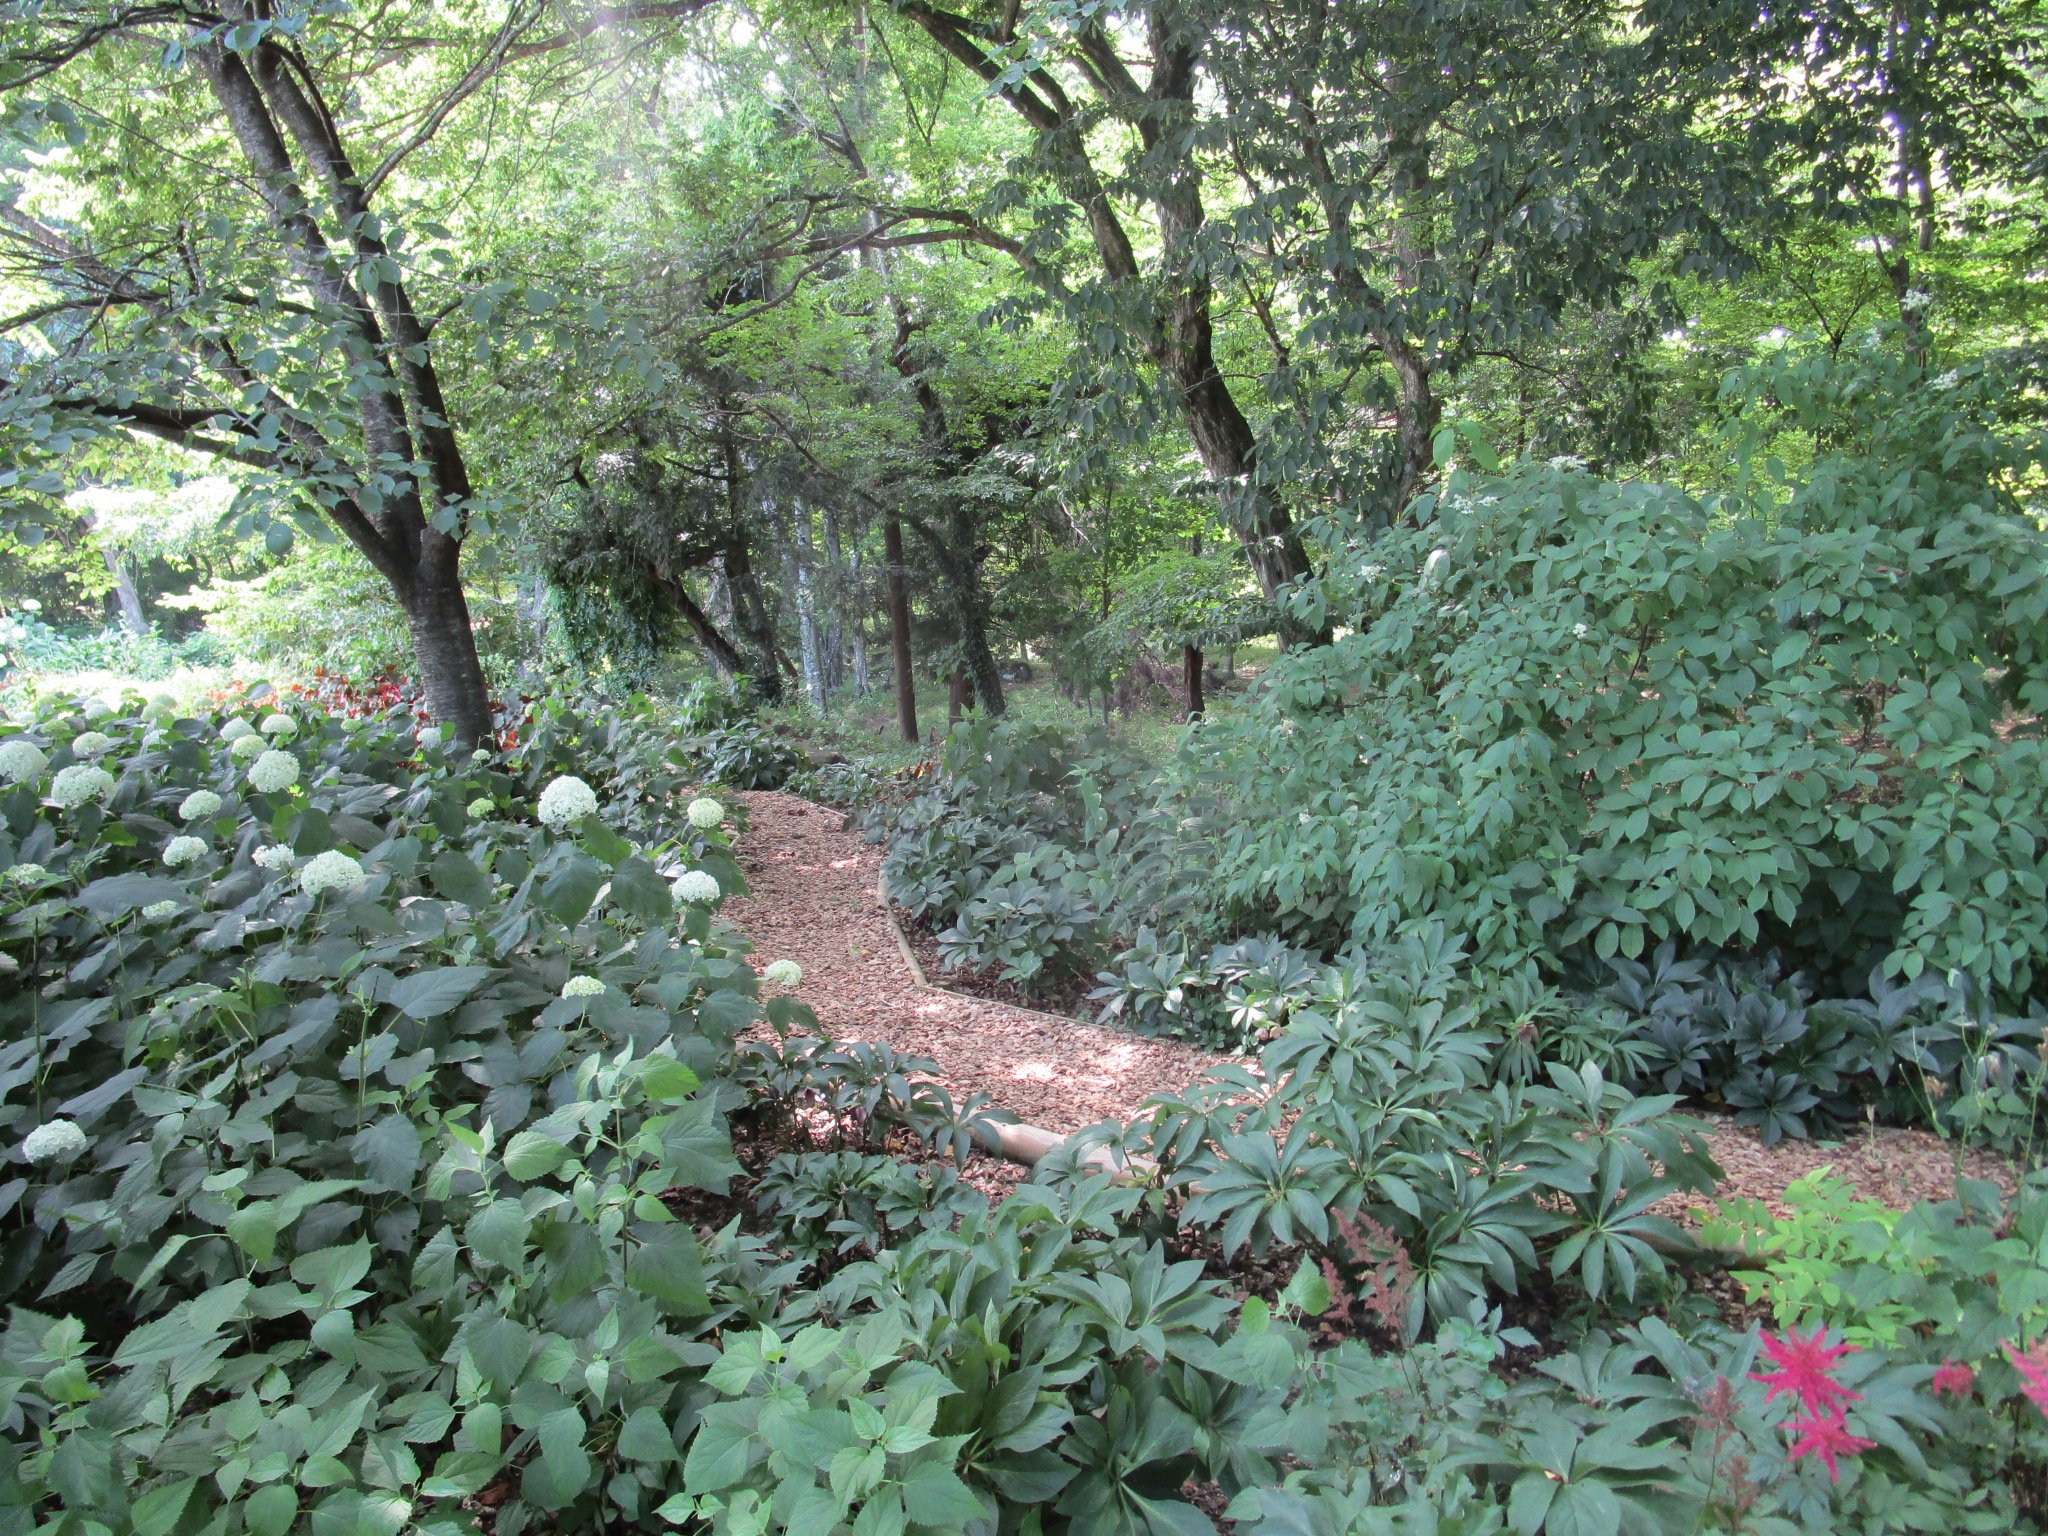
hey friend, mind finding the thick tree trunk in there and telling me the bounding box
[658,573,750,679]
[403,543,493,748]
[948,670,970,724]
[1183,644,1204,719]
[884,517,918,742]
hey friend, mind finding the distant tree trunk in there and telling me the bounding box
[788,502,826,710]
[884,517,918,741]
[99,548,147,635]
[822,507,846,694]
[1184,530,1204,718]
[657,572,749,679]
[948,670,970,723]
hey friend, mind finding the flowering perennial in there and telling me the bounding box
[141,900,180,923]
[299,850,367,899]
[1929,1360,1975,1400]
[672,869,720,905]
[50,764,116,808]
[562,976,607,998]
[161,836,207,869]
[0,740,48,784]
[5,863,46,885]
[230,732,268,760]
[762,959,803,988]
[22,1119,86,1165]
[70,731,115,758]
[252,844,297,873]
[219,718,255,741]
[247,750,301,794]
[2005,1339,2048,1417]
[687,797,725,829]
[537,775,599,830]
[467,798,496,818]
[179,789,224,820]
[261,713,298,737]
[1750,1328,1869,1484]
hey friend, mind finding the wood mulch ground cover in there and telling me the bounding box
[720,790,2021,1217]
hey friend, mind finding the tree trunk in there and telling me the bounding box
[948,670,970,724]
[1183,644,1204,718]
[658,573,750,679]
[884,517,918,742]
[100,549,147,635]
[403,544,493,748]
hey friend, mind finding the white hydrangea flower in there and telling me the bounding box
[179,789,224,821]
[537,775,599,830]
[1547,453,1588,471]
[671,869,720,905]
[162,835,207,869]
[261,713,298,738]
[78,698,111,722]
[1421,548,1451,587]
[5,863,46,885]
[22,1118,86,1165]
[230,733,267,760]
[1572,622,1590,639]
[470,748,491,764]
[50,764,115,809]
[247,750,300,794]
[299,849,366,899]
[562,975,607,998]
[142,899,180,922]
[762,959,802,988]
[1931,370,1961,391]
[145,693,178,719]
[252,844,297,873]
[1360,564,1385,582]
[467,797,495,818]
[686,797,725,830]
[70,731,115,758]
[415,725,443,751]
[0,740,48,784]
[219,718,255,742]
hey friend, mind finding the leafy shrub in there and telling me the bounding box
[1091,929,1326,1051]
[935,848,1103,996]
[0,689,778,1533]
[1211,346,2048,996]
[0,611,228,681]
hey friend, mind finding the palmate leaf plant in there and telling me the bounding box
[0,690,781,1534]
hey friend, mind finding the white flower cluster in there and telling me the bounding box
[671,869,720,905]
[5,863,45,885]
[261,713,298,738]
[537,775,598,830]
[1931,370,1961,391]
[416,725,443,751]
[470,748,492,765]
[1547,453,1589,471]
[179,789,224,821]
[562,975,607,999]
[686,797,725,830]
[22,1118,86,1165]
[219,718,255,742]
[299,850,367,899]
[247,750,300,794]
[252,844,297,873]
[762,959,803,988]
[70,731,115,758]
[50,764,115,809]
[144,694,178,721]
[162,835,207,869]
[142,900,180,923]
[230,733,267,760]
[1421,548,1451,587]
[467,797,495,818]
[78,698,111,722]
[1572,622,1590,639]
[0,740,47,784]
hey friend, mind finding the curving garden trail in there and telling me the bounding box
[718,791,2014,1212]
[719,790,1217,1135]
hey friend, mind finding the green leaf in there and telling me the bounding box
[682,1401,758,1493]
[627,1225,709,1314]
[353,1114,423,1191]
[386,965,491,1019]
[241,1484,297,1536]
[539,851,605,927]
[225,1201,280,1264]
[900,1462,983,1527]
[609,855,674,923]
[502,1130,569,1182]
[428,848,493,907]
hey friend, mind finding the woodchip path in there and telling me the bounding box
[719,790,2017,1212]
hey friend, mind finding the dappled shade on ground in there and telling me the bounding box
[721,791,1216,1133]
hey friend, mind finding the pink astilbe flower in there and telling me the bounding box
[1930,1359,1976,1401]
[1785,1409,1876,1483]
[1749,1328,1863,1416]
[2004,1339,2048,1417]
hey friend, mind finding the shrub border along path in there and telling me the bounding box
[721,791,2016,1216]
